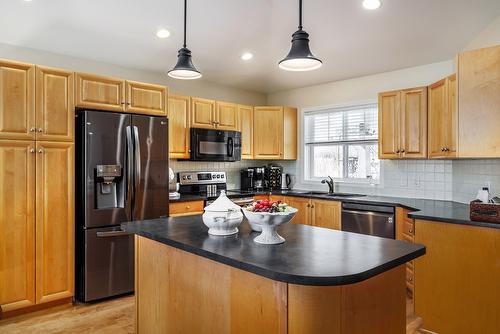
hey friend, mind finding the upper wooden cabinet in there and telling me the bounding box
[238,105,253,159]
[428,74,457,158]
[36,66,74,142]
[35,141,74,304]
[458,44,500,158]
[168,94,191,159]
[191,97,216,128]
[0,140,36,312]
[125,81,167,116]
[378,87,427,159]
[253,106,297,160]
[0,60,35,140]
[75,73,125,112]
[76,73,167,116]
[215,101,238,131]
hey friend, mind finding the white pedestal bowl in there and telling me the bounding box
[243,208,297,244]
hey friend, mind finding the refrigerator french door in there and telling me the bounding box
[76,110,168,302]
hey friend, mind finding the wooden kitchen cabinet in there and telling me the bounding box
[169,200,204,217]
[215,101,238,131]
[428,74,457,158]
[35,141,74,304]
[35,66,74,142]
[0,60,35,140]
[311,200,341,230]
[378,87,427,159]
[191,97,216,128]
[125,81,167,116]
[239,105,253,159]
[458,44,500,158]
[253,106,297,160]
[0,140,36,312]
[168,94,191,159]
[414,220,500,333]
[75,72,125,112]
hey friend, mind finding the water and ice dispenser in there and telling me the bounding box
[95,165,125,209]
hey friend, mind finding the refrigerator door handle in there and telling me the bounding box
[126,126,134,217]
[96,230,133,237]
[133,126,141,194]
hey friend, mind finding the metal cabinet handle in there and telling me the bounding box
[38,128,43,133]
[409,228,413,234]
[310,205,315,208]
[306,204,311,208]
[38,149,43,153]
[401,149,405,153]
[186,205,191,209]
[30,127,35,132]
[396,149,400,154]
[30,148,35,153]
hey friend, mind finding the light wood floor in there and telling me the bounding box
[1,295,423,333]
[0,296,135,334]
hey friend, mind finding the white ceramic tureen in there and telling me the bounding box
[202,190,243,236]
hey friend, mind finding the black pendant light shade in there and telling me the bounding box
[168,0,202,80]
[279,0,322,71]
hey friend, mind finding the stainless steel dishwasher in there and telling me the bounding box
[341,202,395,239]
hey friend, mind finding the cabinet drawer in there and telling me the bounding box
[404,221,415,237]
[169,200,204,217]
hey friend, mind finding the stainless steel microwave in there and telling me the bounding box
[189,128,241,162]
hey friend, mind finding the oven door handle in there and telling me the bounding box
[96,231,133,237]
[227,137,234,157]
[342,210,394,222]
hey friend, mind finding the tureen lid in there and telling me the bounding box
[204,190,241,212]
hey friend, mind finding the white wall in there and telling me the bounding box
[267,60,455,199]
[0,42,266,105]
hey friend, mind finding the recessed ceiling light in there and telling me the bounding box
[241,52,253,61]
[156,29,171,39]
[362,0,381,10]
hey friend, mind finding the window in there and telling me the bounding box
[304,104,380,182]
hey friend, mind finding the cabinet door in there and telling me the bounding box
[311,200,341,230]
[0,60,35,140]
[445,74,457,158]
[125,81,167,116]
[283,107,297,160]
[75,73,125,112]
[191,97,215,129]
[239,105,253,159]
[400,87,427,158]
[168,95,191,159]
[378,91,400,159]
[0,140,36,312]
[428,79,447,158]
[283,196,310,225]
[35,66,74,142]
[35,141,74,304]
[253,107,283,160]
[216,101,238,130]
[458,45,500,157]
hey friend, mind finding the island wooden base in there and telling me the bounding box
[135,236,406,334]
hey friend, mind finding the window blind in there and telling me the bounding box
[305,104,378,144]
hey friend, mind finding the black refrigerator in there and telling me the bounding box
[75,110,168,302]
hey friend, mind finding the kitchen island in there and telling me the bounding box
[122,216,425,334]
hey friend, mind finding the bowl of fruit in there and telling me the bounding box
[243,200,297,245]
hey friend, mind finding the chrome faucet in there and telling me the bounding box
[321,176,337,194]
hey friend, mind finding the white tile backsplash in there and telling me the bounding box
[170,157,500,204]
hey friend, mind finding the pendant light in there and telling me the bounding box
[279,0,322,71]
[168,0,202,80]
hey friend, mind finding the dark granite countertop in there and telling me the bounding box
[122,216,425,286]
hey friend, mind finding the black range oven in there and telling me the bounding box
[189,128,241,162]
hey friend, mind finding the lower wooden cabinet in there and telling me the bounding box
[414,220,500,333]
[0,140,74,313]
[0,140,36,312]
[282,196,341,230]
[35,141,74,304]
[169,200,204,217]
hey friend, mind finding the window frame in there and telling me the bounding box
[301,101,381,185]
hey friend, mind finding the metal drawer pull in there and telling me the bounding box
[96,231,133,237]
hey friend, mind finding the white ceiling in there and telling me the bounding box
[1,0,499,93]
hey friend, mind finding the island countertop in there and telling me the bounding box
[121,215,425,286]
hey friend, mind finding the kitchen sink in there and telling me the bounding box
[309,191,365,198]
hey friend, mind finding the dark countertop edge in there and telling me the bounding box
[169,196,205,203]
[124,224,426,286]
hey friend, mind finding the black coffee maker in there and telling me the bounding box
[240,167,266,191]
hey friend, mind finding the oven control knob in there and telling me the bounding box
[182,176,187,180]
[187,175,192,180]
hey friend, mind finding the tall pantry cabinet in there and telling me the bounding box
[0,60,74,313]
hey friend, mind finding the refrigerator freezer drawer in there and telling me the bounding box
[83,226,134,302]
